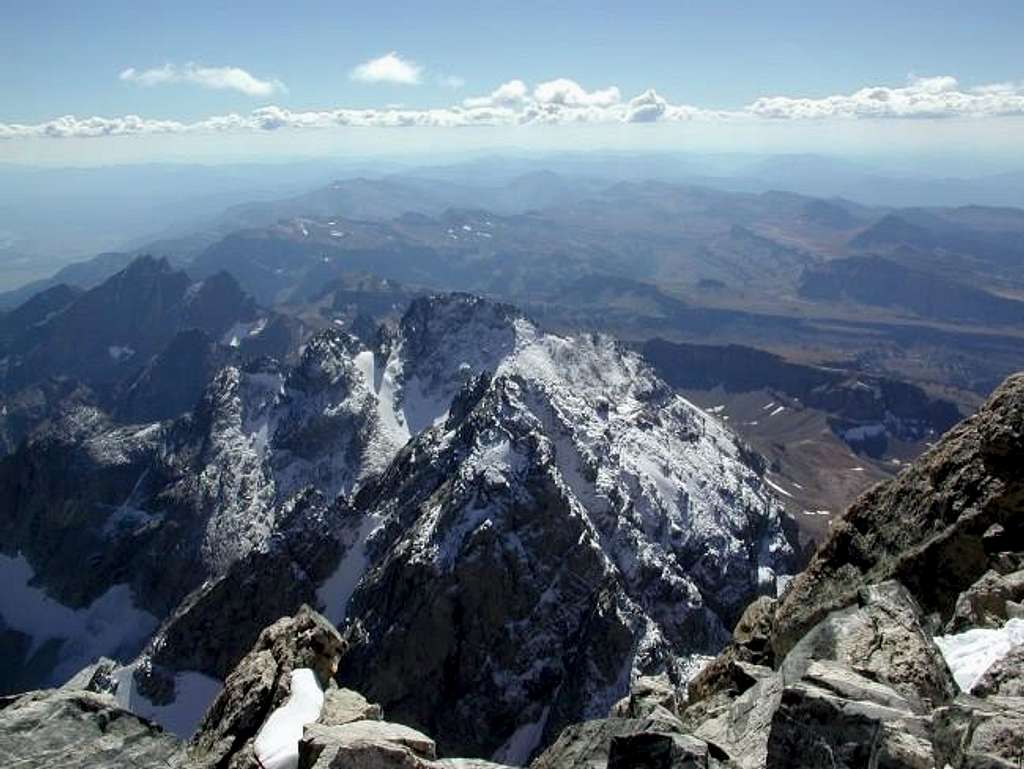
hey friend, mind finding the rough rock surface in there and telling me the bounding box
[531,716,687,769]
[946,568,1024,633]
[771,372,1024,658]
[970,645,1024,697]
[0,688,186,768]
[300,720,437,769]
[932,694,1024,768]
[687,596,776,704]
[188,605,347,769]
[608,731,722,769]
[318,687,383,726]
[764,677,934,769]
[779,581,957,713]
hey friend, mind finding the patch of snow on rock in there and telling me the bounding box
[934,618,1024,693]
[254,668,325,769]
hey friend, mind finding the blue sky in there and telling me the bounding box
[3,0,1024,163]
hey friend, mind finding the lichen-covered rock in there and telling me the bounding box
[318,687,383,726]
[608,731,726,769]
[691,670,782,769]
[779,581,957,713]
[531,717,687,769]
[970,645,1024,697]
[764,679,934,769]
[0,688,186,768]
[610,674,683,720]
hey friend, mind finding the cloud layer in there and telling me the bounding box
[748,75,1024,119]
[349,53,422,85]
[119,63,285,97]
[5,75,1024,140]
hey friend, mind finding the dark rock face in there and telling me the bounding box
[687,596,776,704]
[532,717,692,769]
[0,689,186,768]
[538,370,1024,769]
[641,337,961,454]
[608,731,718,769]
[771,372,1024,658]
[799,254,1024,327]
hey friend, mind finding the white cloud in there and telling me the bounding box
[349,52,422,85]
[119,63,285,97]
[626,89,668,123]
[463,79,529,108]
[532,78,620,107]
[747,74,1024,119]
[6,74,1024,140]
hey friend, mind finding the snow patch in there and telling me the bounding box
[763,476,793,499]
[0,553,158,685]
[492,706,551,766]
[934,618,1024,693]
[254,668,324,769]
[317,513,383,625]
[108,345,136,362]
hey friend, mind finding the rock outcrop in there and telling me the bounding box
[771,372,1024,658]
[0,688,186,769]
[189,605,347,769]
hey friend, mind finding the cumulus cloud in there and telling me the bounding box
[5,74,1024,140]
[463,79,529,109]
[350,52,422,85]
[747,74,1024,119]
[119,63,285,96]
[533,78,620,107]
[626,89,668,123]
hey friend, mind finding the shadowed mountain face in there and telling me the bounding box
[799,255,1024,326]
[0,257,302,455]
